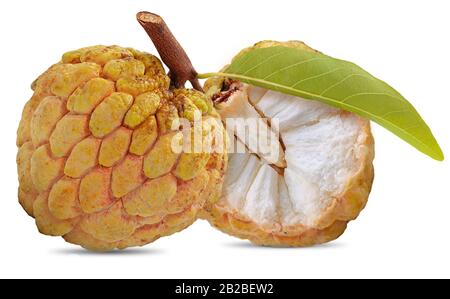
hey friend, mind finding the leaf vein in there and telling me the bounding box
[262,57,333,80]
[319,73,375,96]
[341,92,407,104]
[241,49,290,75]
[290,67,345,88]
[380,108,411,118]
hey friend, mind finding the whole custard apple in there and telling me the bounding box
[201,41,375,246]
[16,45,227,250]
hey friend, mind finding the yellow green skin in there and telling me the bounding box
[17,45,227,250]
[200,41,375,247]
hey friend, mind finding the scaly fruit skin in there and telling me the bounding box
[17,45,227,250]
[200,40,374,247]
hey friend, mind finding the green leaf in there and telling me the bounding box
[199,46,444,161]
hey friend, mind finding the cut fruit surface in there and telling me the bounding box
[202,65,374,246]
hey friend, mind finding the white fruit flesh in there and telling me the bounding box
[216,83,371,229]
[217,88,285,168]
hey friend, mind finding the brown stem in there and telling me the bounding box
[137,11,202,91]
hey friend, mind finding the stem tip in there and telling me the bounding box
[137,11,202,91]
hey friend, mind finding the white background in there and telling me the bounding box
[1,0,449,279]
